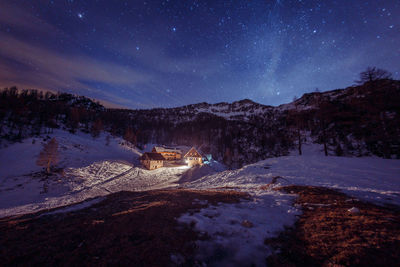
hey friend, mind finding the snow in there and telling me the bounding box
[152,146,181,153]
[192,102,273,121]
[1,130,400,265]
[0,130,139,178]
[178,190,300,266]
[348,207,360,213]
[41,197,104,216]
[184,146,400,206]
[0,130,189,217]
[178,160,226,184]
[176,143,400,265]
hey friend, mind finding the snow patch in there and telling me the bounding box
[348,207,360,213]
[41,197,104,216]
[178,189,300,266]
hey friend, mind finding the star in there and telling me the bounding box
[1,0,399,109]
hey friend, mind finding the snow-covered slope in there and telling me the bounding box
[0,130,191,217]
[0,130,139,178]
[184,144,400,206]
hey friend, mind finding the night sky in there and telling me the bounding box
[0,1,399,109]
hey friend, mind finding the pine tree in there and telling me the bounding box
[36,138,59,174]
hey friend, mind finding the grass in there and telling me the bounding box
[265,185,400,266]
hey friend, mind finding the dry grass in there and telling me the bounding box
[265,186,400,266]
[0,189,248,266]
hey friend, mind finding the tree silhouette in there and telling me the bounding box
[292,95,302,155]
[355,67,392,85]
[315,93,329,156]
[36,138,59,174]
[124,127,137,147]
[91,118,103,138]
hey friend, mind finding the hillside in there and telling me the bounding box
[1,80,399,167]
[0,130,194,217]
[108,79,400,164]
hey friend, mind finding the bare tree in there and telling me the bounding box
[355,67,392,85]
[36,138,59,174]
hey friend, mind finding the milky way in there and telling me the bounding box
[0,0,399,108]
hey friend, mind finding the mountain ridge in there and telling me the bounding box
[1,79,399,167]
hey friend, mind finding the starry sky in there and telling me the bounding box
[0,0,399,109]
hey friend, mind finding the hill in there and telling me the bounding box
[1,79,400,169]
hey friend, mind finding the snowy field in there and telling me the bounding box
[184,144,400,206]
[1,131,400,265]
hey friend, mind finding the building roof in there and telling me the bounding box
[140,152,166,161]
[184,147,202,158]
[152,146,182,153]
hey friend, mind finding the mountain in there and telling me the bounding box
[1,79,399,168]
[108,79,400,164]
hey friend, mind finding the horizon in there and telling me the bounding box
[2,77,398,110]
[0,1,399,109]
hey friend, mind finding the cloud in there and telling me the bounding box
[0,3,225,108]
[0,3,155,107]
[0,32,154,103]
[0,3,61,37]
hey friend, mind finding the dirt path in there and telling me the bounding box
[265,185,400,266]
